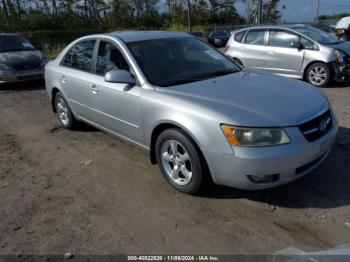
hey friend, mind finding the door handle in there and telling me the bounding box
[90,84,99,94]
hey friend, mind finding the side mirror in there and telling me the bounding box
[104,70,136,85]
[290,41,303,49]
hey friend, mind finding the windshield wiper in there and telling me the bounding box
[196,69,238,80]
[160,78,202,87]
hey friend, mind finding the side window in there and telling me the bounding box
[301,37,315,50]
[96,41,130,76]
[61,39,96,72]
[234,30,247,42]
[61,48,74,67]
[245,30,265,45]
[268,30,299,48]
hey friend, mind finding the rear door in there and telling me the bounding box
[59,39,97,118]
[240,29,267,69]
[265,30,305,78]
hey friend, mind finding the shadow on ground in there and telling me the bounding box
[200,126,350,209]
[0,80,45,91]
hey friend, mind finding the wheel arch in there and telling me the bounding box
[303,60,332,81]
[149,122,203,165]
[51,87,60,113]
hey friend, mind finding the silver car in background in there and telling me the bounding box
[226,25,350,87]
[45,31,338,194]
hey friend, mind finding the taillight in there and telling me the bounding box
[224,45,229,53]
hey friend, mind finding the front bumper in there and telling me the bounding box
[331,60,350,82]
[203,113,338,190]
[0,68,44,84]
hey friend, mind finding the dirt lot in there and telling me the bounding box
[0,80,350,256]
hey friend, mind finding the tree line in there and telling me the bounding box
[0,0,281,32]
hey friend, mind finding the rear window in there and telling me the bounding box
[234,31,247,42]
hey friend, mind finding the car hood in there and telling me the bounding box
[156,70,329,127]
[0,50,44,67]
[326,41,350,55]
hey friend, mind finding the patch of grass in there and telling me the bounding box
[42,43,65,60]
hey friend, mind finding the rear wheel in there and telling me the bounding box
[54,92,78,130]
[155,128,210,194]
[306,63,330,88]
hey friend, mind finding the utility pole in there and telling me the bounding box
[316,0,320,23]
[187,0,192,32]
[255,0,263,25]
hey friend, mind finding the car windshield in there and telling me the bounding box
[127,37,240,87]
[0,35,36,52]
[293,26,341,45]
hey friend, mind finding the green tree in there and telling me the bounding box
[262,0,280,24]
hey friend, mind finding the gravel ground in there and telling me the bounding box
[0,80,349,255]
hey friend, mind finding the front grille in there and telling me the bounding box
[298,110,332,142]
[13,63,40,70]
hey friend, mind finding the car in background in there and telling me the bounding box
[226,24,350,87]
[45,31,337,194]
[189,32,206,42]
[0,33,48,84]
[311,23,335,34]
[207,30,230,47]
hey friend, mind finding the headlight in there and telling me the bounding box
[0,63,11,70]
[40,57,49,67]
[221,125,290,147]
[334,49,347,64]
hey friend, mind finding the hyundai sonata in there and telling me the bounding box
[45,31,338,194]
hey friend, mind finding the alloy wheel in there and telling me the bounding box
[309,66,327,86]
[56,97,70,126]
[160,139,193,186]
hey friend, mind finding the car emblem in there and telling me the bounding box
[319,119,328,132]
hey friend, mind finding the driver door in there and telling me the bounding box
[86,40,143,144]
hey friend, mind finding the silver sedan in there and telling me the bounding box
[45,31,338,194]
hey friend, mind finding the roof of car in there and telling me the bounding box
[107,31,192,43]
[231,24,308,33]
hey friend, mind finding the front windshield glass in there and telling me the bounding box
[0,35,35,52]
[127,37,240,87]
[293,26,341,45]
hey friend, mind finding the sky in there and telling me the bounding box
[235,0,350,22]
[159,0,350,23]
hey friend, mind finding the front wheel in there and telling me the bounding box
[306,63,331,88]
[155,129,210,194]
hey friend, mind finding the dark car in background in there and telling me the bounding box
[207,30,230,47]
[0,33,48,84]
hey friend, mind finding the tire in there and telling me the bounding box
[306,62,331,88]
[155,128,210,194]
[54,92,78,130]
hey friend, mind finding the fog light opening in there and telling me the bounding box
[247,174,280,184]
